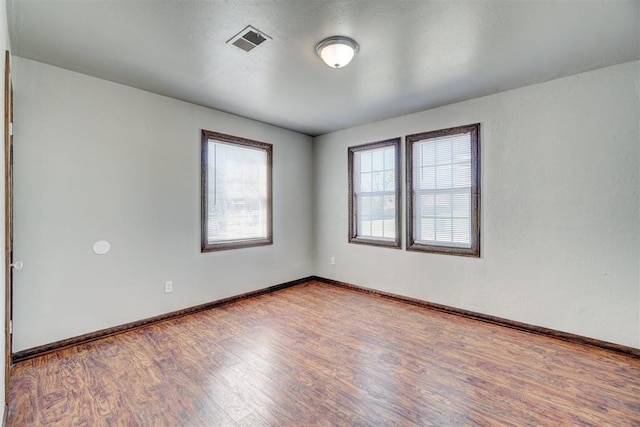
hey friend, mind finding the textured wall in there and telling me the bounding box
[10,57,640,352]
[313,61,640,348]
[12,58,314,351]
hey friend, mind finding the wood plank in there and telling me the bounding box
[8,281,640,425]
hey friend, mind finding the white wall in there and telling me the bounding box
[12,58,314,351]
[313,61,640,348]
[0,0,8,415]
[9,56,640,354]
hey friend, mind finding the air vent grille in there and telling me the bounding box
[227,25,271,52]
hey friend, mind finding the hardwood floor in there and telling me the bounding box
[8,281,640,426]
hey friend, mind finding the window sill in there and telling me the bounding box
[202,238,273,252]
[348,236,401,249]
[406,241,480,257]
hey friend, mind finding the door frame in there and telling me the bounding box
[4,49,13,408]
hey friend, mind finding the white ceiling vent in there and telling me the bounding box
[227,25,271,52]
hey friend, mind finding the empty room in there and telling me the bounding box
[0,0,638,425]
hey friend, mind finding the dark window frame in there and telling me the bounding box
[406,123,480,257]
[348,137,402,249]
[201,130,273,252]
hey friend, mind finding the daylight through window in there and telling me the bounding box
[201,130,272,251]
[348,138,401,248]
[407,124,480,257]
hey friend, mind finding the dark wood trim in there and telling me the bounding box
[201,130,273,252]
[406,123,480,257]
[347,137,402,249]
[200,130,208,251]
[13,275,640,363]
[310,276,640,359]
[12,276,313,363]
[3,50,12,408]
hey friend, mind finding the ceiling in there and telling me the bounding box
[7,0,640,136]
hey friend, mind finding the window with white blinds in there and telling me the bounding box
[201,130,272,252]
[348,138,401,248]
[406,124,480,257]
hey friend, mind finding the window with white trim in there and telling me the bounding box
[348,138,401,248]
[406,124,480,257]
[201,130,272,252]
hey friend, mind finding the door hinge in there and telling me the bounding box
[9,320,12,334]
[9,122,13,136]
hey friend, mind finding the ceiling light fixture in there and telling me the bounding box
[315,36,359,69]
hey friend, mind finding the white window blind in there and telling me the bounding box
[206,139,268,243]
[413,132,472,248]
[354,145,397,239]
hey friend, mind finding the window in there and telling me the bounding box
[348,138,401,248]
[406,124,480,257]
[201,130,272,252]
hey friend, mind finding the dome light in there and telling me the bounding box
[315,36,359,69]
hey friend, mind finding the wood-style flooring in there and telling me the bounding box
[8,281,640,426]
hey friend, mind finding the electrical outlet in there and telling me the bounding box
[164,281,173,293]
[330,256,335,266]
